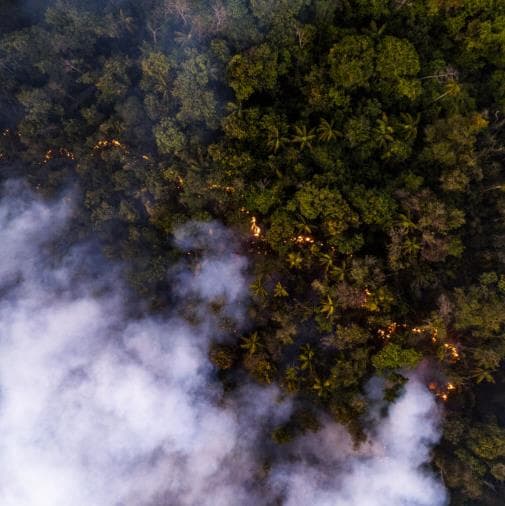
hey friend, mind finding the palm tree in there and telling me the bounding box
[398,213,417,231]
[399,112,420,141]
[299,344,315,372]
[331,260,347,282]
[273,282,289,297]
[375,113,394,149]
[240,332,261,355]
[317,119,341,143]
[288,252,303,269]
[250,275,267,298]
[471,368,495,384]
[117,9,135,34]
[433,80,461,103]
[266,126,287,153]
[403,237,421,256]
[295,217,313,235]
[291,125,316,151]
[284,365,299,392]
[319,253,334,275]
[312,377,332,397]
[226,101,242,119]
[320,295,335,318]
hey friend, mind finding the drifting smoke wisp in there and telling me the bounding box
[0,183,447,505]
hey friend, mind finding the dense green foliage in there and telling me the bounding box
[1,0,505,503]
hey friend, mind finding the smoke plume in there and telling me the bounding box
[0,182,447,505]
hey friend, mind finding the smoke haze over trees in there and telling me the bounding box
[0,0,505,504]
[0,183,446,505]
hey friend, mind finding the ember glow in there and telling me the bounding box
[208,183,235,193]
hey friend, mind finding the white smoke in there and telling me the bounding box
[0,183,447,506]
[271,379,448,506]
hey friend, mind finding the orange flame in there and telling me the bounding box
[250,217,261,238]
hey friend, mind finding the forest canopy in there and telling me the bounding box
[1,0,505,504]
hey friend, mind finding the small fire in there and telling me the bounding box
[377,321,407,339]
[411,325,438,342]
[428,381,456,402]
[376,322,440,344]
[443,342,460,361]
[93,139,125,150]
[250,216,261,238]
[361,288,371,308]
[208,183,235,193]
[293,235,314,244]
[94,140,108,149]
[42,148,75,164]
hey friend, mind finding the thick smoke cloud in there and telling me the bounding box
[0,183,447,505]
[0,181,266,506]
